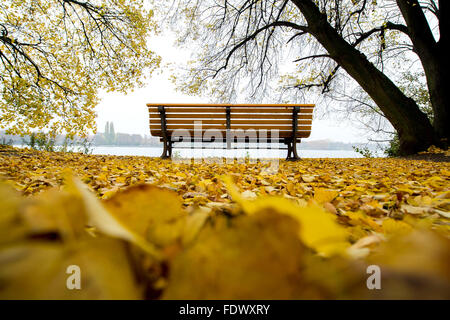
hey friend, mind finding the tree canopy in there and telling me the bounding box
[165,0,447,154]
[0,0,160,137]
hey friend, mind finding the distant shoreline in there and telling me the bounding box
[12,143,378,152]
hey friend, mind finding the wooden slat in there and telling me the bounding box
[229,119,311,124]
[150,130,312,138]
[231,125,311,130]
[149,107,312,114]
[153,125,311,131]
[149,113,313,120]
[230,107,313,113]
[165,138,302,142]
[148,107,225,113]
[147,103,315,108]
[149,119,312,125]
[150,119,227,125]
[231,114,312,120]
[150,130,310,135]
[150,113,227,119]
[165,125,227,130]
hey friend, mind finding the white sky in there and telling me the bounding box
[95,34,370,143]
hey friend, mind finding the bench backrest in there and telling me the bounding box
[147,103,314,139]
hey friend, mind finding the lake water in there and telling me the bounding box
[90,146,363,158]
[13,144,367,158]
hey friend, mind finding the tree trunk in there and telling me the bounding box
[291,0,438,154]
[396,0,449,147]
[427,47,450,147]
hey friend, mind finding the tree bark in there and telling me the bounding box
[438,0,450,144]
[396,0,449,146]
[291,0,439,154]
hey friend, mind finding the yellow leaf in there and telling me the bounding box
[222,176,349,256]
[382,218,413,235]
[182,208,209,246]
[314,188,339,204]
[163,211,308,299]
[0,238,142,299]
[103,183,186,248]
[401,204,432,215]
[286,182,296,195]
[301,175,315,183]
[69,177,162,260]
[346,211,381,231]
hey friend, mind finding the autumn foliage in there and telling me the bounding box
[0,145,449,299]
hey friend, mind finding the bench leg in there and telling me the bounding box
[168,141,173,158]
[286,139,300,161]
[286,141,292,160]
[292,139,300,160]
[161,139,171,159]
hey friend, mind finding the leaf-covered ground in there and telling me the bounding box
[0,145,449,299]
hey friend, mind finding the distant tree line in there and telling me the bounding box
[103,122,116,145]
[93,132,160,146]
[93,121,160,146]
[0,129,161,147]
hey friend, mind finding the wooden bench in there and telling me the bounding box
[147,103,314,160]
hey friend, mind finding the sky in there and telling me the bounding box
[95,34,371,143]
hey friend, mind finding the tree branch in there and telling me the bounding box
[215,20,309,75]
[293,54,330,63]
[396,0,437,49]
[351,22,409,47]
